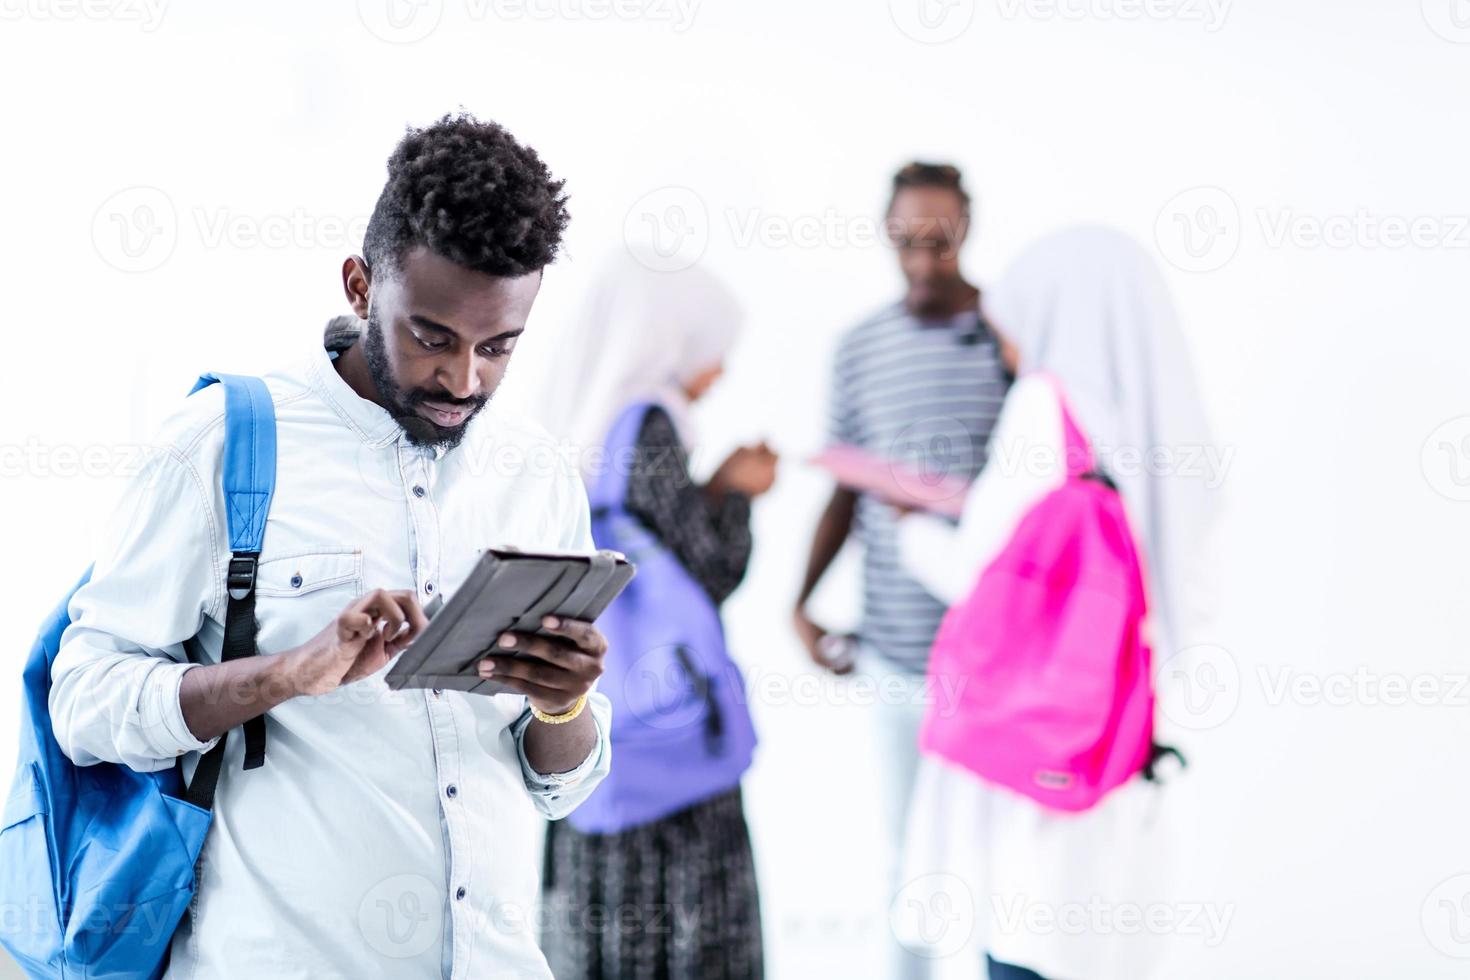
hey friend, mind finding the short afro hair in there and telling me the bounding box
[887,161,971,217]
[363,111,570,279]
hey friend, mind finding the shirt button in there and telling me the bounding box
[289,574,303,589]
[445,784,458,799]
[455,886,467,901]
[432,688,443,698]
[425,582,435,595]
[413,485,426,498]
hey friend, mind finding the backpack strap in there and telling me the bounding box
[183,373,277,810]
[587,400,660,516]
[1141,741,1187,782]
[1037,372,1111,486]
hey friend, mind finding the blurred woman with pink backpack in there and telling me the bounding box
[893,226,1220,980]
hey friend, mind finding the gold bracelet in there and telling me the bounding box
[531,694,587,725]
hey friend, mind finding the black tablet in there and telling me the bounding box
[384,548,636,696]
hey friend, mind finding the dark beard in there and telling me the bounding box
[362,308,488,450]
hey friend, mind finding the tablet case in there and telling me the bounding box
[384,548,636,695]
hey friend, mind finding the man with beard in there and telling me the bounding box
[49,113,612,978]
[791,162,1012,980]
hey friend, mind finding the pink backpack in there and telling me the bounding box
[919,378,1173,812]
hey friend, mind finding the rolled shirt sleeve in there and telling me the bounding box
[510,690,613,820]
[49,441,226,772]
[503,445,615,819]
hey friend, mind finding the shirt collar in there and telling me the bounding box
[306,345,401,450]
[305,333,452,461]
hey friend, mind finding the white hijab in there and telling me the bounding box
[984,225,1219,657]
[541,250,744,478]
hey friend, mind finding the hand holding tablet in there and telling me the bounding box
[384,548,636,699]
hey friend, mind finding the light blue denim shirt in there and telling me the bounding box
[49,327,611,979]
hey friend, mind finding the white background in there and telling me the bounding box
[2,1,1468,977]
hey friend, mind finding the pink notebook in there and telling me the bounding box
[808,444,971,518]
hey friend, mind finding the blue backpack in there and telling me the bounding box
[1,373,277,980]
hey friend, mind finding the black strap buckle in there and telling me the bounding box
[227,553,259,601]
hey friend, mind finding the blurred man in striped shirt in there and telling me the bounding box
[793,162,1011,980]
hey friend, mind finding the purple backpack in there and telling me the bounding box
[567,401,757,834]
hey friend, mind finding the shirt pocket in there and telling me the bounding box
[256,547,364,597]
[252,547,365,653]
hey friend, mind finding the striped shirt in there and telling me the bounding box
[828,301,1010,673]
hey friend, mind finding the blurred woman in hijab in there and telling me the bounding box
[536,250,777,980]
[895,226,1219,980]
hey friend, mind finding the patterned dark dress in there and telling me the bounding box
[540,405,764,980]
